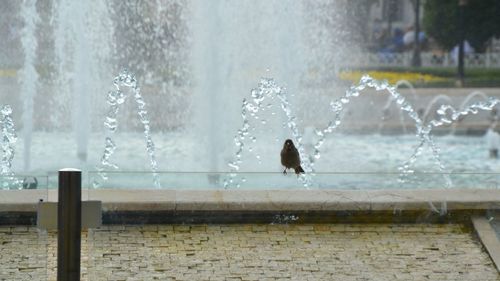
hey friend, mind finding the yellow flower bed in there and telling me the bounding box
[339,71,446,85]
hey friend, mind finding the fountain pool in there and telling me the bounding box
[4,131,499,189]
[2,1,500,192]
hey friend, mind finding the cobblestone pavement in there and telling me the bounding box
[0,224,498,281]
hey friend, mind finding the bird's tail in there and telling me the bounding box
[295,166,305,174]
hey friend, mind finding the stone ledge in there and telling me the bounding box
[472,216,500,272]
[0,189,499,212]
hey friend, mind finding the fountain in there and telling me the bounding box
[422,95,454,132]
[94,69,160,188]
[224,77,312,188]
[220,73,500,212]
[53,0,113,165]
[452,91,491,135]
[4,4,500,280]
[378,80,419,134]
[1,105,21,189]
[19,0,38,172]
[1,1,500,195]
[459,91,490,110]
[485,121,500,159]
[190,0,307,175]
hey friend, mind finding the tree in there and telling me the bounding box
[423,0,500,51]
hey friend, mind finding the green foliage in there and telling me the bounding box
[423,0,500,51]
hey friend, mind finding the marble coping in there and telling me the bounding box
[0,188,499,212]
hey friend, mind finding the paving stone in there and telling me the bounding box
[0,224,499,280]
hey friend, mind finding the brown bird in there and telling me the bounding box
[281,139,305,174]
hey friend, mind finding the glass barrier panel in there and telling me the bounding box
[0,175,49,202]
[87,171,500,190]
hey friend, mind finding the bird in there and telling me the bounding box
[280,139,305,174]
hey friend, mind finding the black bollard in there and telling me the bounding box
[57,169,81,281]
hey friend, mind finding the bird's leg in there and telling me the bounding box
[283,169,287,175]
